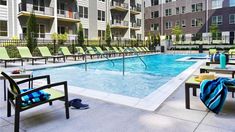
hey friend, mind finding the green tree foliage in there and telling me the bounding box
[26,12,37,53]
[210,24,219,40]
[171,25,183,44]
[105,23,111,46]
[77,23,84,46]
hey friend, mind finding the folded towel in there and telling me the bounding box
[20,88,51,106]
[195,73,216,82]
[200,77,235,114]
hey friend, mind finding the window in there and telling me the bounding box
[151,23,159,31]
[57,2,65,15]
[151,11,159,18]
[151,0,159,6]
[0,0,7,5]
[0,20,7,36]
[176,7,180,15]
[182,6,186,14]
[137,19,141,26]
[230,0,235,7]
[102,11,105,21]
[192,3,203,12]
[212,0,222,9]
[165,21,172,29]
[98,0,105,2]
[137,34,141,40]
[212,16,223,25]
[191,18,203,27]
[58,26,66,34]
[98,10,105,21]
[33,0,45,11]
[175,20,180,26]
[165,0,172,3]
[35,24,45,38]
[165,9,172,16]
[229,14,235,24]
[181,20,186,27]
[98,30,105,40]
[84,29,88,38]
[79,6,88,18]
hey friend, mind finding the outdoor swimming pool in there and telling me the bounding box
[33,54,204,98]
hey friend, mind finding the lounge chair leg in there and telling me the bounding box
[14,109,20,132]
[32,59,34,65]
[21,60,23,66]
[65,101,69,119]
[7,92,11,117]
[5,61,7,68]
[49,102,53,106]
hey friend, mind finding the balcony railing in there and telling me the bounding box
[18,3,54,16]
[57,9,80,20]
[131,23,141,28]
[111,1,128,10]
[130,4,141,12]
[111,20,129,27]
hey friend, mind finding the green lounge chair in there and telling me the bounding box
[59,47,81,61]
[133,47,140,52]
[141,47,147,52]
[229,49,235,57]
[75,47,85,55]
[17,47,47,65]
[1,72,69,132]
[105,46,115,56]
[38,47,65,63]
[112,47,122,56]
[86,47,99,59]
[0,47,23,67]
[137,47,144,53]
[209,49,217,56]
[118,47,125,53]
[145,47,151,52]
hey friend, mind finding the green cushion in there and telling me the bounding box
[0,47,10,59]
[209,49,217,54]
[38,47,52,57]
[112,47,120,53]
[95,47,104,54]
[17,47,33,58]
[86,47,96,55]
[76,47,85,54]
[60,47,72,56]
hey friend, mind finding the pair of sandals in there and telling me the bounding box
[68,99,89,110]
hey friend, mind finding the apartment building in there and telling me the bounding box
[0,0,144,40]
[145,0,235,43]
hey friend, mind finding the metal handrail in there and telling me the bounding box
[135,52,147,69]
[84,50,88,71]
[101,53,115,66]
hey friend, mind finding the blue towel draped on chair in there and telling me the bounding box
[20,88,51,106]
[200,77,235,114]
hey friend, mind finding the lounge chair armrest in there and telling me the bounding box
[17,81,67,97]
[16,75,50,85]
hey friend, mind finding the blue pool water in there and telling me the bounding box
[33,54,203,98]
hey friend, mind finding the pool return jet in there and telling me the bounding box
[122,48,147,76]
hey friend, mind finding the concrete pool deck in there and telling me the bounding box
[1,55,235,132]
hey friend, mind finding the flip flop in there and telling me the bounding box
[69,99,89,110]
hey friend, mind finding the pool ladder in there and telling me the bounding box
[122,49,147,76]
[84,50,115,71]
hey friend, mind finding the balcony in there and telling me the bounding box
[57,9,80,22]
[110,1,128,12]
[130,5,141,15]
[18,3,54,19]
[111,20,129,29]
[130,23,140,30]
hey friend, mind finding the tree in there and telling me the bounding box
[105,23,111,46]
[77,23,84,46]
[210,24,219,41]
[156,33,161,46]
[26,12,37,53]
[171,25,183,44]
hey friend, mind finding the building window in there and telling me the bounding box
[191,18,203,27]
[165,21,172,29]
[0,20,7,36]
[182,6,186,14]
[137,34,141,40]
[229,14,235,24]
[212,16,223,25]
[151,0,159,6]
[84,29,88,38]
[192,3,203,12]
[212,0,222,9]
[33,0,45,12]
[0,0,7,5]
[98,30,105,40]
[98,10,105,21]
[137,19,141,26]
[230,0,235,7]
[35,24,45,38]
[58,26,66,34]
[176,7,180,15]
[165,0,172,3]
[165,9,172,16]
[151,23,159,31]
[79,6,88,18]
[151,11,159,18]
[181,20,186,27]
[175,20,180,26]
